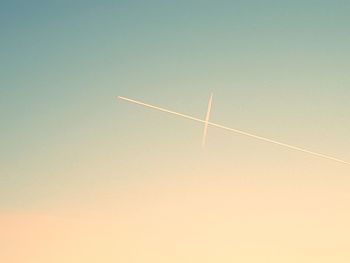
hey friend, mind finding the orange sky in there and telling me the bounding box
[2,175,350,262]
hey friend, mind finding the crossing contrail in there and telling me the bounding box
[202,93,213,148]
[117,96,350,166]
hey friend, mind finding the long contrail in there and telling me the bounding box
[117,96,350,165]
[118,96,204,123]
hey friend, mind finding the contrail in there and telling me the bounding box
[208,122,350,165]
[118,96,204,123]
[202,93,213,148]
[117,96,350,165]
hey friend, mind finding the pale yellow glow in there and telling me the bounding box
[117,96,350,165]
[2,176,350,262]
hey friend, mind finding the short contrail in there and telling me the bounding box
[117,96,350,166]
[202,93,213,148]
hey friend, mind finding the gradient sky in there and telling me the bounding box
[1,1,350,262]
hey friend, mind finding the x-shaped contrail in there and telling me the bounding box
[117,95,350,166]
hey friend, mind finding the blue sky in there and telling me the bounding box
[1,1,350,262]
[1,0,350,208]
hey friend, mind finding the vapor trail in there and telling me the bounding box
[208,122,350,165]
[117,96,350,165]
[118,96,204,123]
[202,93,213,148]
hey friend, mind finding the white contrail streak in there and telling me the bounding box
[208,122,350,165]
[118,96,204,123]
[117,96,350,165]
[202,93,213,148]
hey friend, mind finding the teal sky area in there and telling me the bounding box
[1,1,350,209]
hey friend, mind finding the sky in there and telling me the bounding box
[1,1,350,262]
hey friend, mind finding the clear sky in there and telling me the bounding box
[1,1,350,262]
